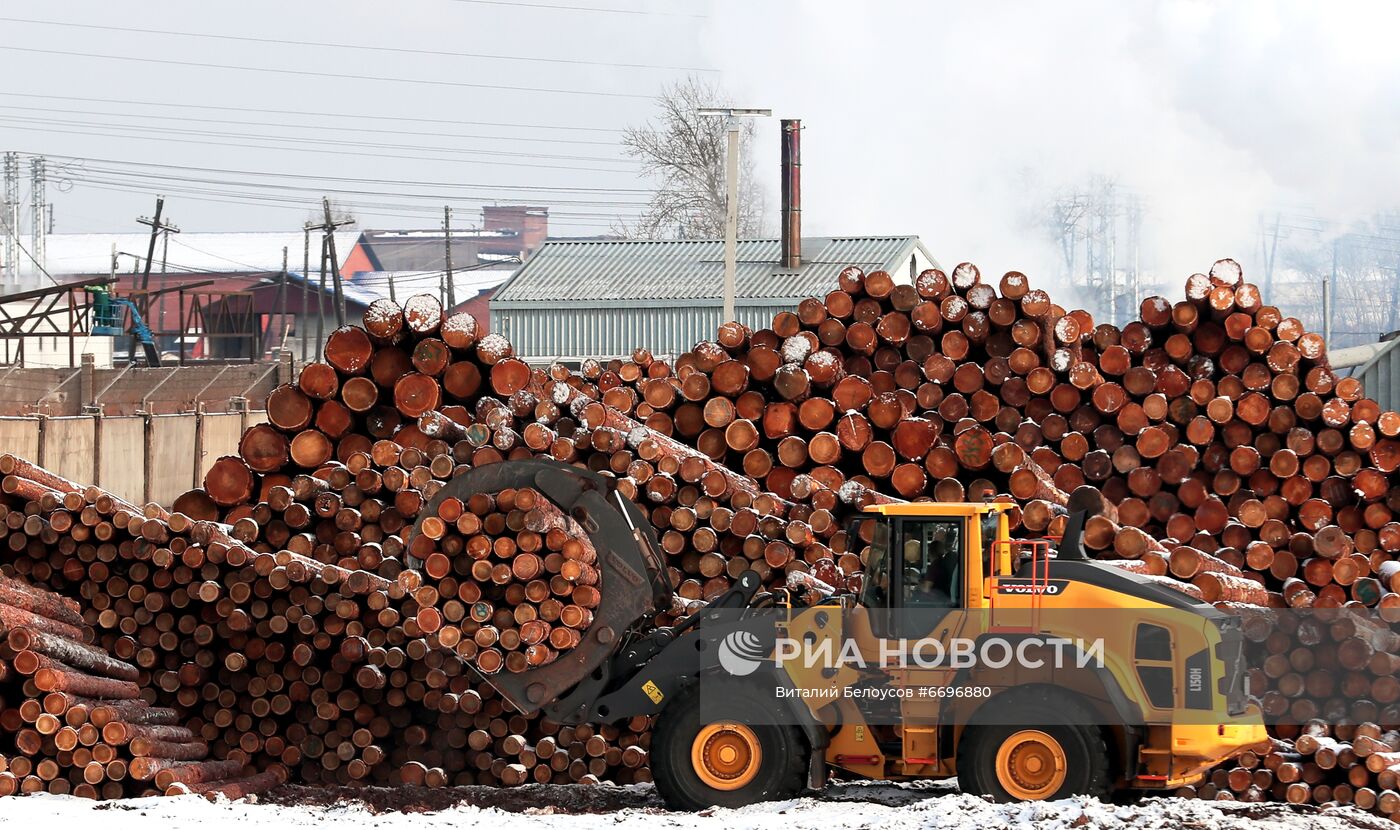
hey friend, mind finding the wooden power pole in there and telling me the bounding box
[134,196,178,359]
[307,198,354,326]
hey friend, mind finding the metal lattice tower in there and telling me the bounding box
[2,152,18,285]
[29,156,45,279]
[1050,178,1145,327]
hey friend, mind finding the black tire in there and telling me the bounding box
[957,687,1113,802]
[652,679,808,810]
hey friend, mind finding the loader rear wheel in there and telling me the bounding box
[993,730,1068,799]
[957,689,1112,802]
[653,681,807,810]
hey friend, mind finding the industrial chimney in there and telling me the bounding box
[780,119,801,270]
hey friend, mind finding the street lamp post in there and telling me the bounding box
[698,107,771,323]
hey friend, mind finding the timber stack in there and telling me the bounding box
[0,453,652,790]
[0,567,274,798]
[0,253,1397,812]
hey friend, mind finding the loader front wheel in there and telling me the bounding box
[653,681,807,810]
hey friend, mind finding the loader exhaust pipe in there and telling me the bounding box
[1056,511,1088,560]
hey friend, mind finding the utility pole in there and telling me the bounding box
[308,199,354,326]
[317,234,328,358]
[133,197,178,360]
[698,107,770,323]
[301,223,312,361]
[136,196,179,300]
[1326,237,1337,347]
[1261,213,1281,300]
[278,246,289,354]
[443,205,455,309]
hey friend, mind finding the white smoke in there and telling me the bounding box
[702,0,1400,293]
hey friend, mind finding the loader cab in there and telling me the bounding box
[856,503,1006,639]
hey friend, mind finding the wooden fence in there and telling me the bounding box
[0,410,267,506]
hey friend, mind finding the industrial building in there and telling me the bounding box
[489,235,937,361]
[1332,333,1400,412]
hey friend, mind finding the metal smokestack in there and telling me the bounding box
[780,119,801,270]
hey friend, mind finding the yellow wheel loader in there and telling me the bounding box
[415,459,1269,810]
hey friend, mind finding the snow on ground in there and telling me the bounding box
[0,783,1394,830]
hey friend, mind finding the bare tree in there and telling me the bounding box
[1271,213,1400,350]
[620,77,768,240]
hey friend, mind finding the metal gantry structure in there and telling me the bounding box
[2,151,19,286]
[1048,178,1146,327]
[0,276,111,365]
[28,156,45,279]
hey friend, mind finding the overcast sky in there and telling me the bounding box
[3,1,1398,286]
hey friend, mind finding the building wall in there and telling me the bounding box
[340,244,376,278]
[491,303,797,362]
[908,247,939,283]
[483,206,548,256]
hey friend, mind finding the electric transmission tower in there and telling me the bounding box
[1048,178,1145,326]
[1,152,18,286]
[29,156,45,279]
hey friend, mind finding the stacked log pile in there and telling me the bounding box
[1178,721,1400,810]
[1,252,1399,813]
[0,457,478,791]
[642,264,1399,686]
[136,270,1400,809]
[0,569,270,798]
[0,301,662,791]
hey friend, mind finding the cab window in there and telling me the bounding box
[860,519,890,607]
[900,519,962,608]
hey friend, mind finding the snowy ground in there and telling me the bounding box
[0,782,1393,830]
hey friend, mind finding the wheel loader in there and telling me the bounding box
[415,459,1269,810]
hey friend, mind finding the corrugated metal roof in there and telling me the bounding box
[491,236,934,305]
[1334,336,1400,413]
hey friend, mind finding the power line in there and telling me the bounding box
[0,91,624,133]
[0,103,621,146]
[447,0,706,17]
[54,162,647,210]
[60,179,637,230]
[41,152,652,194]
[0,123,641,173]
[0,16,712,72]
[108,250,276,278]
[0,45,655,99]
[63,172,648,220]
[61,163,651,208]
[0,112,637,164]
